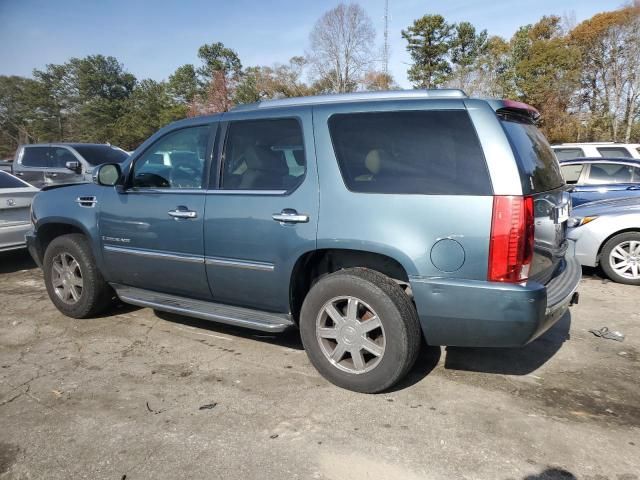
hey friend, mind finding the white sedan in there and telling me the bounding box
[0,171,38,252]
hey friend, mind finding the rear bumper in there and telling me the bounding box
[410,253,581,347]
[0,223,31,252]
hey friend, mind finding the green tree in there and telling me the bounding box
[402,14,454,88]
[449,22,488,90]
[115,80,187,149]
[168,64,198,104]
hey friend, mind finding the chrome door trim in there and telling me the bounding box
[103,245,204,264]
[204,256,274,271]
[205,189,287,196]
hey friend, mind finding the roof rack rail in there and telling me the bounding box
[231,89,467,111]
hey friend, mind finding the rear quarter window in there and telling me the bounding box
[500,116,564,193]
[0,171,28,188]
[553,148,584,160]
[328,110,492,195]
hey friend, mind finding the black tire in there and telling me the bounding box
[600,232,640,286]
[299,267,421,393]
[43,233,115,318]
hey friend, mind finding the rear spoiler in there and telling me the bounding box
[495,99,541,122]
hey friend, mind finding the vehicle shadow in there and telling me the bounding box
[510,467,576,479]
[0,249,37,274]
[443,311,571,375]
[386,344,442,392]
[153,310,305,350]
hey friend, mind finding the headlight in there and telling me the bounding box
[567,216,598,228]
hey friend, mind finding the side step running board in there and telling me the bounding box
[111,284,295,332]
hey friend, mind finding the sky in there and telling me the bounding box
[0,0,625,89]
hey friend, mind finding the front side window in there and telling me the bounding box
[586,163,634,184]
[131,126,211,189]
[560,164,584,184]
[554,148,584,160]
[21,147,49,168]
[73,145,129,165]
[221,118,305,191]
[328,110,491,195]
[50,147,77,168]
[597,147,632,158]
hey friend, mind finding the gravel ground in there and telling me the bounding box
[0,249,638,480]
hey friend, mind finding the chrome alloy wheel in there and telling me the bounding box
[609,240,640,280]
[316,296,386,374]
[51,252,84,304]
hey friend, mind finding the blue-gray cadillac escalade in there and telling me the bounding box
[26,89,581,393]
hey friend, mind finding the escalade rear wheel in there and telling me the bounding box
[43,234,114,318]
[300,268,421,393]
[601,232,640,285]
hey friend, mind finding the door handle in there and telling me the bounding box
[272,209,309,224]
[168,207,197,219]
[48,173,58,177]
[14,172,24,176]
[626,185,640,191]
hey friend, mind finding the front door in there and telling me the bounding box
[99,123,215,299]
[204,110,318,313]
[45,146,84,186]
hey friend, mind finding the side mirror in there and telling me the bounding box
[65,160,81,173]
[94,163,122,187]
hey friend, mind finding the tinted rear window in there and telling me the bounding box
[328,110,491,195]
[73,145,128,165]
[22,147,49,167]
[500,116,564,193]
[0,171,28,188]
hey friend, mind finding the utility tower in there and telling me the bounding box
[383,0,389,78]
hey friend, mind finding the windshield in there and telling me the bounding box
[73,145,128,165]
[500,115,565,193]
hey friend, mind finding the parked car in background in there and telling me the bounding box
[559,157,640,206]
[552,142,640,160]
[568,197,640,285]
[12,143,129,188]
[0,171,38,252]
[26,90,581,393]
[0,160,12,172]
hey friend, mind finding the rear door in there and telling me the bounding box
[570,162,640,206]
[203,108,318,313]
[15,146,48,188]
[500,115,569,284]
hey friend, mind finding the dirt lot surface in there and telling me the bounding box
[0,249,638,480]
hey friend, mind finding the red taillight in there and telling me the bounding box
[488,196,535,283]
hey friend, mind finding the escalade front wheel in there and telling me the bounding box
[43,234,114,318]
[300,268,421,393]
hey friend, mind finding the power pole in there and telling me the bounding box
[383,0,389,78]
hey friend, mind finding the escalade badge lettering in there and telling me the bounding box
[101,236,131,243]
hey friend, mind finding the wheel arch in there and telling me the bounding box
[288,248,413,323]
[596,228,640,263]
[34,219,95,265]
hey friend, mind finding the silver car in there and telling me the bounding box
[0,171,38,252]
[568,197,640,284]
